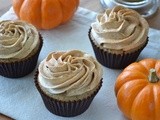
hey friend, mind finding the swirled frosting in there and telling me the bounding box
[91,6,149,53]
[38,50,103,96]
[0,20,40,59]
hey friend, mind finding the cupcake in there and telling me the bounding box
[34,50,103,117]
[88,6,149,69]
[0,20,43,78]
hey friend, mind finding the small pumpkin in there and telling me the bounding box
[12,0,79,29]
[115,58,160,120]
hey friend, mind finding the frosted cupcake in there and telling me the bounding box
[34,50,103,117]
[88,6,149,69]
[0,20,43,78]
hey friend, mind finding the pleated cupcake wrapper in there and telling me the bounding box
[0,34,43,78]
[88,28,148,69]
[34,71,103,117]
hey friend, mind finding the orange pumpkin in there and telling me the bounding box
[115,58,160,120]
[12,0,79,29]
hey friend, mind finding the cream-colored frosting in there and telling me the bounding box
[0,20,39,59]
[38,50,103,96]
[91,6,149,53]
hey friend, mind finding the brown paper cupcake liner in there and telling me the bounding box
[34,71,103,117]
[0,34,43,78]
[88,28,148,69]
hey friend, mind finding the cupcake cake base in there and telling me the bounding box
[88,28,148,69]
[0,34,43,78]
[34,71,103,117]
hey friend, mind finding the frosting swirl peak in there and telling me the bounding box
[0,20,39,59]
[38,50,103,96]
[91,6,149,53]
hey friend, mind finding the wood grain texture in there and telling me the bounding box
[0,113,13,120]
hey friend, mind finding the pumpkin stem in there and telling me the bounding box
[148,69,159,83]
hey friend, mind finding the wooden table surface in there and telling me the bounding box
[0,0,160,119]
